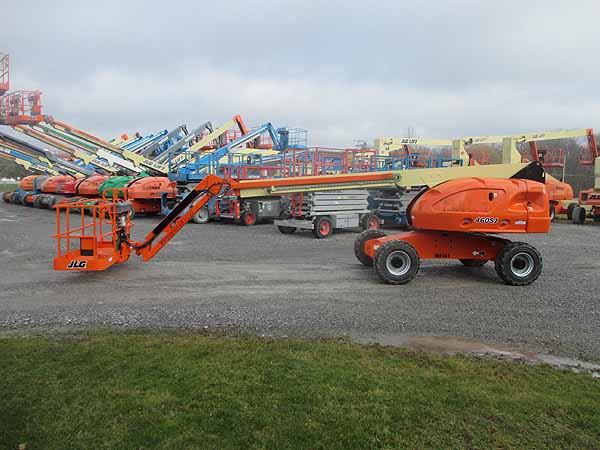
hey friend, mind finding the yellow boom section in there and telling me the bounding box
[238,161,531,198]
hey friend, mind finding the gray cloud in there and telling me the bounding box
[2,0,600,146]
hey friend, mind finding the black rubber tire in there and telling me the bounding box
[277,210,295,234]
[360,213,380,231]
[10,192,21,204]
[572,206,586,225]
[47,196,57,209]
[33,195,43,208]
[494,242,542,286]
[312,216,333,239]
[459,259,488,267]
[241,210,256,226]
[354,229,386,266]
[2,192,11,203]
[191,206,209,224]
[126,204,135,220]
[278,225,296,234]
[22,194,34,207]
[549,203,556,222]
[373,240,420,285]
[566,202,577,220]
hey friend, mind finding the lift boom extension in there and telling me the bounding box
[13,125,121,174]
[135,175,227,261]
[45,118,166,175]
[53,176,225,270]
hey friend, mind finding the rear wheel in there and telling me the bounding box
[241,210,256,226]
[191,206,209,224]
[566,202,577,220]
[278,225,296,234]
[360,214,380,230]
[33,195,43,208]
[549,203,556,222]
[373,240,420,284]
[312,216,333,239]
[459,259,487,267]
[572,206,586,224]
[277,210,296,234]
[23,195,35,207]
[126,204,135,220]
[494,242,542,286]
[10,192,20,204]
[354,229,386,266]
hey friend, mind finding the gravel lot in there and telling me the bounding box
[1,201,599,361]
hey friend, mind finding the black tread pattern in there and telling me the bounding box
[312,216,333,239]
[494,241,542,286]
[572,207,586,225]
[241,211,255,226]
[360,214,379,230]
[567,203,577,220]
[354,229,386,266]
[373,240,420,285]
[278,226,296,234]
[33,196,43,208]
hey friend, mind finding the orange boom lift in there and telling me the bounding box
[354,177,549,286]
[53,162,550,285]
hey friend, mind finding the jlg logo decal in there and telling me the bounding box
[475,217,498,224]
[67,260,87,269]
[400,138,419,144]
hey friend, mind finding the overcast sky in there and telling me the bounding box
[2,0,599,147]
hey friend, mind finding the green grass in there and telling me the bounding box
[0,182,17,192]
[1,332,599,450]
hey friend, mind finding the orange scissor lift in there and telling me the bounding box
[53,162,550,286]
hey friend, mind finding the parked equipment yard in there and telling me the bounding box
[1,201,599,361]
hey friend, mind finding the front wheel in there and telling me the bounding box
[494,242,542,286]
[373,240,420,284]
[191,206,209,224]
[312,216,333,239]
[572,206,586,224]
[566,202,577,220]
[354,229,386,266]
[241,210,256,226]
[126,204,135,220]
[360,214,380,230]
[549,203,556,222]
[278,225,296,234]
[47,196,58,208]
